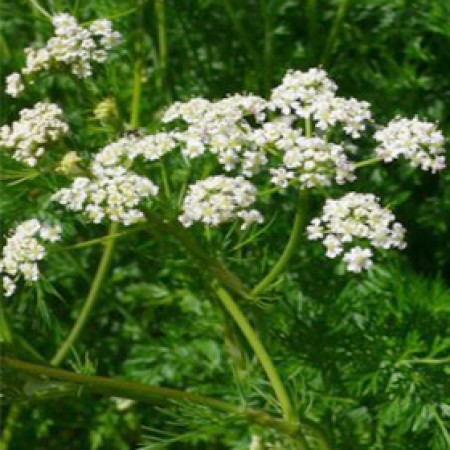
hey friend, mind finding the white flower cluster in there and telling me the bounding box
[1,219,61,297]
[269,135,355,189]
[0,102,69,166]
[374,117,446,172]
[313,95,371,138]
[52,164,158,226]
[307,192,406,272]
[93,133,177,167]
[270,68,337,116]
[163,94,269,176]
[269,69,371,138]
[5,14,121,96]
[179,175,263,229]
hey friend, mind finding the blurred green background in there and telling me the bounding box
[1,0,449,449]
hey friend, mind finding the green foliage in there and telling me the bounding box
[1,0,449,449]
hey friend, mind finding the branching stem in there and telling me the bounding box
[251,193,307,297]
[0,356,300,437]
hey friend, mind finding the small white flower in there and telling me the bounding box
[306,218,324,240]
[163,94,268,174]
[5,73,24,97]
[237,209,264,230]
[2,276,16,297]
[269,167,294,188]
[39,224,62,242]
[343,247,373,272]
[323,235,343,258]
[269,68,337,117]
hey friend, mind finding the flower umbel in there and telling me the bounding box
[0,220,61,297]
[0,102,69,166]
[179,175,263,229]
[4,13,121,96]
[307,192,406,272]
[374,116,446,172]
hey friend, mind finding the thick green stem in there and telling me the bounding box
[0,356,299,437]
[214,286,293,420]
[50,222,119,366]
[214,286,310,448]
[251,194,307,297]
[145,214,252,299]
[214,286,292,418]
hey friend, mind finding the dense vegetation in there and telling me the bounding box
[0,1,449,449]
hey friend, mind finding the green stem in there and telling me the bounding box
[130,58,143,129]
[26,0,51,19]
[146,213,252,299]
[251,118,312,297]
[159,159,171,198]
[214,286,310,448]
[320,0,351,66]
[0,356,299,436]
[214,286,292,418]
[50,222,119,366]
[354,156,382,168]
[53,227,141,252]
[52,44,144,366]
[251,193,307,297]
[400,356,450,366]
[155,0,170,101]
